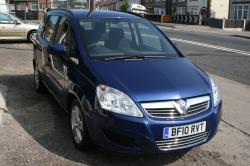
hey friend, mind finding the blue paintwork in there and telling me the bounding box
[33,9,222,154]
[47,44,66,55]
[89,58,211,102]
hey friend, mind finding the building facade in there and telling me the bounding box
[141,0,167,14]
[173,0,229,19]
[230,0,250,19]
[98,0,141,11]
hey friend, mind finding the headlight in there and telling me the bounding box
[209,78,221,107]
[96,85,143,117]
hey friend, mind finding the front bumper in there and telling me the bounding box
[86,102,222,154]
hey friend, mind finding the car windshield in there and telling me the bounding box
[79,18,180,60]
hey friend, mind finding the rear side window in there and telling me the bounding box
[0,14,15,24]
[43,15,59,42]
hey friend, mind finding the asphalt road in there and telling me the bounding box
[158,25,250,86]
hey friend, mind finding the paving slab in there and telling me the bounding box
[210,73,250,135]
[0,84,8,125]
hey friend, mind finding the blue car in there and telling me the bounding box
[32,9,222,153]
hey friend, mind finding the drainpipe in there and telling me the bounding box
[88,0,96,16]
[90,0,96,11]
[207,0,211,17]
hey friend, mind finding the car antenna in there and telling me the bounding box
[87,0,96,17]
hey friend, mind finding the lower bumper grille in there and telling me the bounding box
[156,131,209,151]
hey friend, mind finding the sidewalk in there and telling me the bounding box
[210,73,250,135]
[154,22,250,38]
[0,84,7,125]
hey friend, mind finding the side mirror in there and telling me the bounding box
[47,44,66,55]
[13,20,21,25]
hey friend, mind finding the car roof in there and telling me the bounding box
[48,9,143,20]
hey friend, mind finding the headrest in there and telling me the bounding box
[93,22,106,34]
[109,28,124,39]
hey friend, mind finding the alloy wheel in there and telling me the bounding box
[71,104,84,144]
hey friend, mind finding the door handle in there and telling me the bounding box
[63,65,69,80]
[69,57,79,65]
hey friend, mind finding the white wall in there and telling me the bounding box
[0,0,7,13]
[210,0,229,19]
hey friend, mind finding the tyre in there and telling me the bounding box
[70,99,91,150]
[34,63,46,93]
[28,30,37,42]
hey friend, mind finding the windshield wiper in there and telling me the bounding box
[104,55,171,61]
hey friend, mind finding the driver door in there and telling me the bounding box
[47,17,78,107]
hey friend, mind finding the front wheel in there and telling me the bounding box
[28,30,36,42]
[70,99,91,150]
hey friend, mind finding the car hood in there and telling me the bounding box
[90,58,211,102]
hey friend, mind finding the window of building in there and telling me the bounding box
[176,7,186,15]
[238,6,243,19]
[187,7,198,15]
[29,2,37,11]
[232,4,249,20]
[243,6,249,19]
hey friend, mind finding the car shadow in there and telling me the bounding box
[0,74,186,166]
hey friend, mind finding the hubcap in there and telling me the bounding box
[71,104,83,144]
[30,33,36,41]
[34,67,39,89]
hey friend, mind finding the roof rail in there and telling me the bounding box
[44,8,74,16]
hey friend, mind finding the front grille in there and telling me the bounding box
[141,96,210,119]
[156,131,209,151]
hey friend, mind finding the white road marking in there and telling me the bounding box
[158,25,231,35]
[170,38,250,56]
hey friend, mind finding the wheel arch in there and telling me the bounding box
[67,83,87,113]
[27,29,37,40]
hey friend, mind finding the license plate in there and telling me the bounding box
[163,121,206,139]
